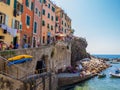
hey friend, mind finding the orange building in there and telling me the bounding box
[41,0,56,45]
[20,0,34,47]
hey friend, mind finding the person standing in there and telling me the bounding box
[9,42,14,49]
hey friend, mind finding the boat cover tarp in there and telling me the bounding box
[7,58,32,66]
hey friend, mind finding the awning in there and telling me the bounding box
[55,33,66,37]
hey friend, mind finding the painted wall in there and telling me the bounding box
[41,0,56,45]
[55,6,72,36]
[21,0,34,47]
[0,1,22,46]
[32,0,42,47]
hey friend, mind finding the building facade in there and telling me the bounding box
[0,0,23,48]
[32,0,42,47]
[55,6,72,40]
[20,0,34,47]
[41,0,56,45]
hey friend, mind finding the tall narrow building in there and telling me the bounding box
[0,0,23,48]
[41,0,56,45]
[20,0,34,47]
[32,0,42,47]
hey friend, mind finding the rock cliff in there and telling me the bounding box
[71,37,90,65]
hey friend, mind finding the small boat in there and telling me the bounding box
[8,55,33,61]
[110,73,120,78]
[98,73,106,78]
[7,58,32,66]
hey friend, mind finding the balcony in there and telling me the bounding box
[13,1,23,17]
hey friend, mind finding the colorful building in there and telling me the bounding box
[55,6,72,40]
[20,0,34,47]
[41,0,56,45]
[0,0,23,48]
[32,0,42,47]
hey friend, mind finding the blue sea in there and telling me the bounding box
[93,54,120,59]
[61,55,120,90]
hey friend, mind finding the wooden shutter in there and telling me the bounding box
[14,0,17,9]
[19,22,22,30]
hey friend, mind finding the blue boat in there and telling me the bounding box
[7,58,32,66]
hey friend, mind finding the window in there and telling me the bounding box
[65,23,66,27]
[51,25,53,30]
[42,9,45,15]
[52,7,55,12]
[48,4,50,8]
[62,21,63,25]
[51,16,54,21]
[39,11,40,17]
[35,8,38,14]
[26,0,29,7]
[31,2,34,10]
[34,22,37,33]
[48,13,50,18]
[0,13,5,24]
[61,13,63,18]
[42,20,45,26]
[6,0,10,5]
[16,1,23,14]
[15,20,20,29]
[56,16,58,21]
[43,0,46,3]
[47,24,50,29]
[65,29,66,33]
[26,15,30,26]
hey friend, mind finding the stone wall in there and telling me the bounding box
[0,42,71,90]
[0,74,27,90]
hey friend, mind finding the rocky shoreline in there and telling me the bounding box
[58,57,110,88]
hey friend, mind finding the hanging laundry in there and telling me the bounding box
[12,29,17,37]
[7,27,13,35]
[1,24,7,30]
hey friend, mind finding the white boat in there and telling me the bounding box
[110,73,120,78]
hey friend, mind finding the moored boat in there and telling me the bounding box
[98,73,106,78]
[110,73,120,78]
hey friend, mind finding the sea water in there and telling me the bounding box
[61,55,120,90]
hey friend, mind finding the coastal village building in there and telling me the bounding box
[0,0,72,48]
[20,0,34,47]
[55,6,72,40]
[41,0,56,45]
[0,0,23,47]
[32,0,42,47]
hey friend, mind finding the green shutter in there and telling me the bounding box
[19,22,22,30]
[26,0,29,7]
[14,0,17,9]
[34,22,37,33]
[31,2,34,10]
[7,0,10,5]
[27,16,30,26]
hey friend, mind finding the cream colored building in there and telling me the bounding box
[0,0,22,48]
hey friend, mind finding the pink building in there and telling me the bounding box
[41,0,56,45]
[32,0,42,47]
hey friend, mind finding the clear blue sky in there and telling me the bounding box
[52,0,120,54]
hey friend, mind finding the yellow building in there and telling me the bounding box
[0,0,22,48]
